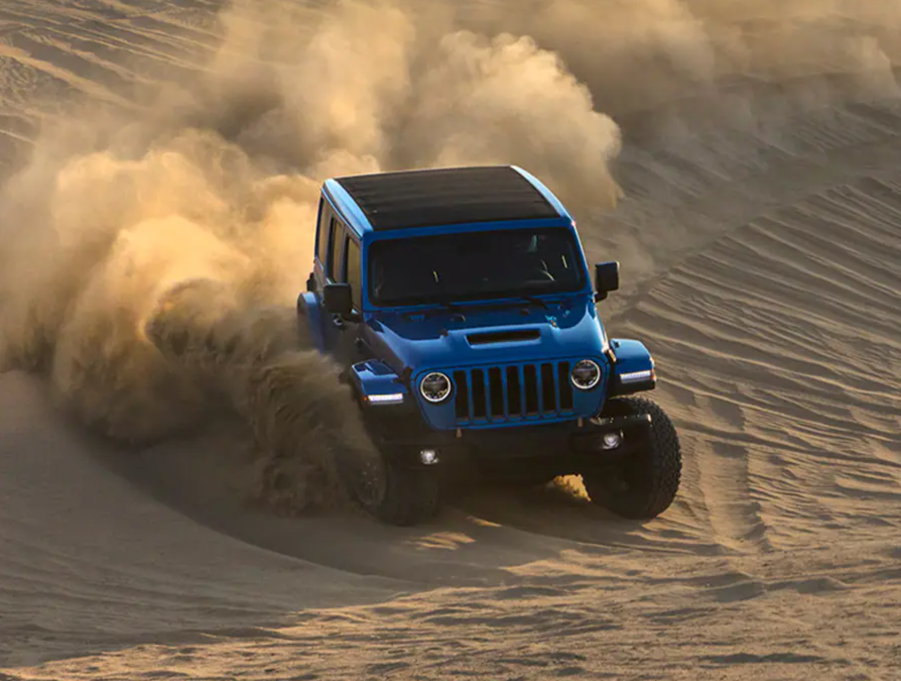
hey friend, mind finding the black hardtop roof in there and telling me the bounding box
[333,165,561,231]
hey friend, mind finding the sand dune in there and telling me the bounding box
[1,1,900,679]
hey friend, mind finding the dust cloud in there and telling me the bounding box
[469,1,900,122]
[0,0,898,511]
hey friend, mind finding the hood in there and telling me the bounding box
[361,297,608,375]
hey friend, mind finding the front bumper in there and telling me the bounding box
[371,412,652,472]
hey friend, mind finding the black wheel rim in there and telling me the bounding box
[350,457,388,509]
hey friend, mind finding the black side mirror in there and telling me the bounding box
[323,283,353,316]
[595,261,620,301]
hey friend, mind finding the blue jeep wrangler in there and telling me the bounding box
[298,166,681,525]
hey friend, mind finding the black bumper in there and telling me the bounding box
[372,413,652,472]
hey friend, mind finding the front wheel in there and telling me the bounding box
[582,397,681,519]
[347,449,441,526]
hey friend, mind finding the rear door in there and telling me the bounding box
[313,198,337,290]
[320,214,365,363]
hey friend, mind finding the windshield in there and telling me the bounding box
[368,228,587,307]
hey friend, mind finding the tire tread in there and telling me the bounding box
[583,396,681,519]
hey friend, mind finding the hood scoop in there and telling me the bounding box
[466,329,541,346]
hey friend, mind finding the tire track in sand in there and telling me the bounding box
[613,172,901,554]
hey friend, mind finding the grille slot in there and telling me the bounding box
[558,362,573,410]
[471,369,487,418]
[451,361,578,424]
[506,366,522,415]
[541,363,557,413]
[489,368,505,416]
[453,370,469,418]
[524,365,539,414]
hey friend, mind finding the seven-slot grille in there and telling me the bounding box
[451,362,575,424]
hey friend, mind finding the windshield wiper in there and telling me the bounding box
[403,301,467,321]
[509,295,548,310]
[401,297,548,318]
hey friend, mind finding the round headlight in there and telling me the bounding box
[420,372,452,403]
[571,359,601,390]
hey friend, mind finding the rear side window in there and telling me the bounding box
[316,201,329,266]
[345,237,362,308]
[327,218,341,280]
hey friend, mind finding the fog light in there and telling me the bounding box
[602,432,623,450]
[420,448,439,465]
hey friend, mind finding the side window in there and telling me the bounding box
[345,237,362,308]
[316,201,329,266]
[327,218,341,281]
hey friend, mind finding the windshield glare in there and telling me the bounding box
[369,228,587,307]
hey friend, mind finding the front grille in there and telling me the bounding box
[452,362,575,423]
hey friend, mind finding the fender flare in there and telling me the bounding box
[350,359,409,404]
[607,338,657,397]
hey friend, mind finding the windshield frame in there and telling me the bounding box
[364,221,592,310]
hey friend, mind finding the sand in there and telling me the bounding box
[1,1,900,679]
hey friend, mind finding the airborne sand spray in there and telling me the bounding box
[144,280,383,512]
[0,0,899,512]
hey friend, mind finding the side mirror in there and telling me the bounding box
[595,261,620,301]
[323,283,354,316]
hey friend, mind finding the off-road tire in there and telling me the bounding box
[582,397,681,519]
[350,452,441,527]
